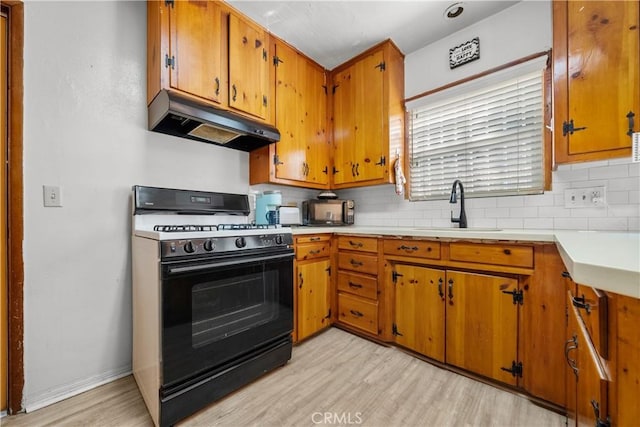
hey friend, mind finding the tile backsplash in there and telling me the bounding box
[252,158,639,231]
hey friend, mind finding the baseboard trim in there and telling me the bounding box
[24,366,132,413]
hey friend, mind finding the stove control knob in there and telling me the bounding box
[235,237,246,248]
[275,235,283,245]
[184,241,196,254]
[203,240,215,252]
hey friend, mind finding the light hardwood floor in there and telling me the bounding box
[2,328,565,427]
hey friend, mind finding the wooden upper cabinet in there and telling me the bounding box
[331,40,405,189]
[250,38,329,189]
[228,12,270,120]
[553,0,639,163]
[168,1,225,104]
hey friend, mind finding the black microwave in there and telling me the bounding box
[302,199,355,226]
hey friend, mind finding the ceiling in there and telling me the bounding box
[228,1,520,69]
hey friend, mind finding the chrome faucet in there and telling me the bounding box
[449,180,467,228]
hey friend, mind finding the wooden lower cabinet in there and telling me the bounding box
[566,291,610,427]
[391,263,445,362]
[294,235,332,342]
[296,259,331,341]
[446,271,519,386]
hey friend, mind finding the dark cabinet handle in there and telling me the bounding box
[398,245,419,252]
[348,281,363,289]
[355,163,360,176]
[448,278,454,301]
[571,294,591,314]
[349,310,364,318]
[565,335,578,376]
[438,278,444,299]
[232,84,237,102]
[627,111,636,136]
[351,164,356,177]
[308,249,321,255]
[350,259,363,267]
[298,272,304,289]
[214,77,220,96]
[310,237,321,242]
[322,166,328,174]
[348,240,363,248]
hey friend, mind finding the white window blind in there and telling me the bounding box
[408,62,545,201]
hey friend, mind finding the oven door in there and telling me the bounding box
[160,248,294,389]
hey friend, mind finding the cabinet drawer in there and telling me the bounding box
[337,271,378,300]
[296,242,330,261]
[338,292,378,335]
[296,235,331,244]
[572,285,609,359]
[337,236,378,253]
[449,243,533,269]
[338,252,378,275]
[383,239,441,259]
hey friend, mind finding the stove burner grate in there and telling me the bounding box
[153,224,282,232]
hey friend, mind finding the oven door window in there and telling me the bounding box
[161,251,293,388]
[192,269,278,348]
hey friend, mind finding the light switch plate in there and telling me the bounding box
[43,185,63,207]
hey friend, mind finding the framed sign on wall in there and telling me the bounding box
[449,37,480,69]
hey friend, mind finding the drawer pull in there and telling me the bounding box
[438,278,444,299]
[348,282,363,289]
[349,309,364,318]
[308,249,321,255]
[571,294,591,314]
[348,240,363,248]
[398,244,419,252]
[503,249,512,255]
[350,259,364,267]
[448,278,454,301]
[298,272,304,289]
[310,237,321,242]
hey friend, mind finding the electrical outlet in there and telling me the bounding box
[43,185,63,207]
[564,186,606,208]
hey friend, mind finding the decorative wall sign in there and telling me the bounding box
[449,37,480,69]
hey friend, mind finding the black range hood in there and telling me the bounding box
[148,89,280,152]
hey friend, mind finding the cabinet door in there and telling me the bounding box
[169,1,224,104]
[332,65,356,185]
[274,41,305,182]
[297,259,331,341]
[445,271,519,385]
[228,13,269,119]
[567,298,610,427]
[393,264,445,362]
[353,49,385,182]
[554,1,639,162]
[303,60,330,185]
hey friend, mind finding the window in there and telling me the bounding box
[408,57,547,200]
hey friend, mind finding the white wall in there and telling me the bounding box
[339,0,639,232]
[23,1,249,410]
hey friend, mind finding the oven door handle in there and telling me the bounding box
[167,252,294,275]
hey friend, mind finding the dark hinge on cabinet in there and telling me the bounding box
[591,400,611,427]
[263,95,268,107]
[392,271,404,283]
[322,85,328,95]
[165,54,175,69]
[324,308,332,319]
[332,166,339,175]
[262,48,267,61]
[332,84,339,94]
[325,266,331,276]
[322,166,328,174]
[392,323,403,336]
[502,289,524,305]
[562,119,587,136]
[165,0,174,7]
[561,271,571,279]
[500,361,523,378]
[375,156,386,166]
[571,294,591,314]
[273,154,284,166]
[273,55,283,67]
[375,61,386,71]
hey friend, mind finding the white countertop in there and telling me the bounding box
[291,226,640,299]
